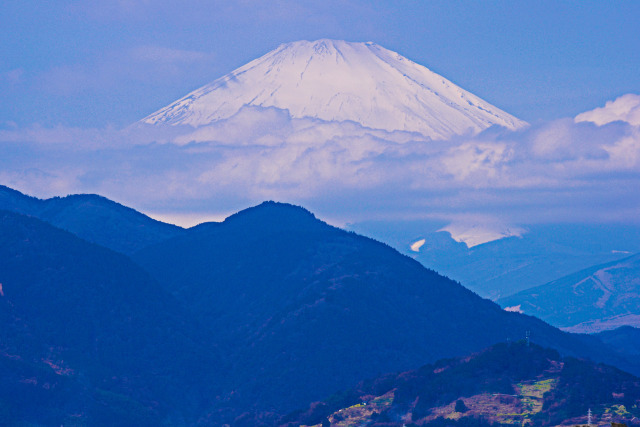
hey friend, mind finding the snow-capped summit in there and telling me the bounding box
[142,39,527,139]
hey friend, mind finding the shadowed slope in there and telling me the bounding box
[0,211,220,424]
[0,185,183,254]
[134,202,634,422]
[281,342,640,427]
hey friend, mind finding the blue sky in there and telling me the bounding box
[2,1,639,128]
[1,1,639,228]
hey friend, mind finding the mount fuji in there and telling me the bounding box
[141,39,526,140]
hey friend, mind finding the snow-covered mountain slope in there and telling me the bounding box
[439,222,525,248]
[141,39,527,140]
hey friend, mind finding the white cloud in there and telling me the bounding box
[575,94,640,126]
[603,129,640,169]
[2,99,640,225]
[441,142,511,182]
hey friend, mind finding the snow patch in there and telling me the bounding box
[440,222,525,248]
[410,238,426,252]
[504,305,523,313]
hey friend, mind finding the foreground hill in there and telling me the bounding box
[499,254,640,333]
[0,211,220,424]
[280,342,640,427]
[0,185,183,254]
[134,202,637,423]
[2,194,638,425]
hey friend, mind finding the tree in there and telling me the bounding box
[455,399,468,413]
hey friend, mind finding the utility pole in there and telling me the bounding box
[588,408,592,426]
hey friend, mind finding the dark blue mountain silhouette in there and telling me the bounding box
[0,185,183,254]
[134,201,638,423]
[0,210,220,424]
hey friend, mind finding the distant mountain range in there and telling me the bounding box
[350,220,640,300]
[140,39,526,139]
[0,185,639,425]
[279,341,640,427]
[595,326,640,356]
[0,185,183,254]
[499,254,640,333]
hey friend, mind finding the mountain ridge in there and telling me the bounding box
[2,186,639,424]
[132,200,639,423]
[350,220,640,300]
[0,209,221,424]
[0,185,184,254]
[499,253,640,333]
